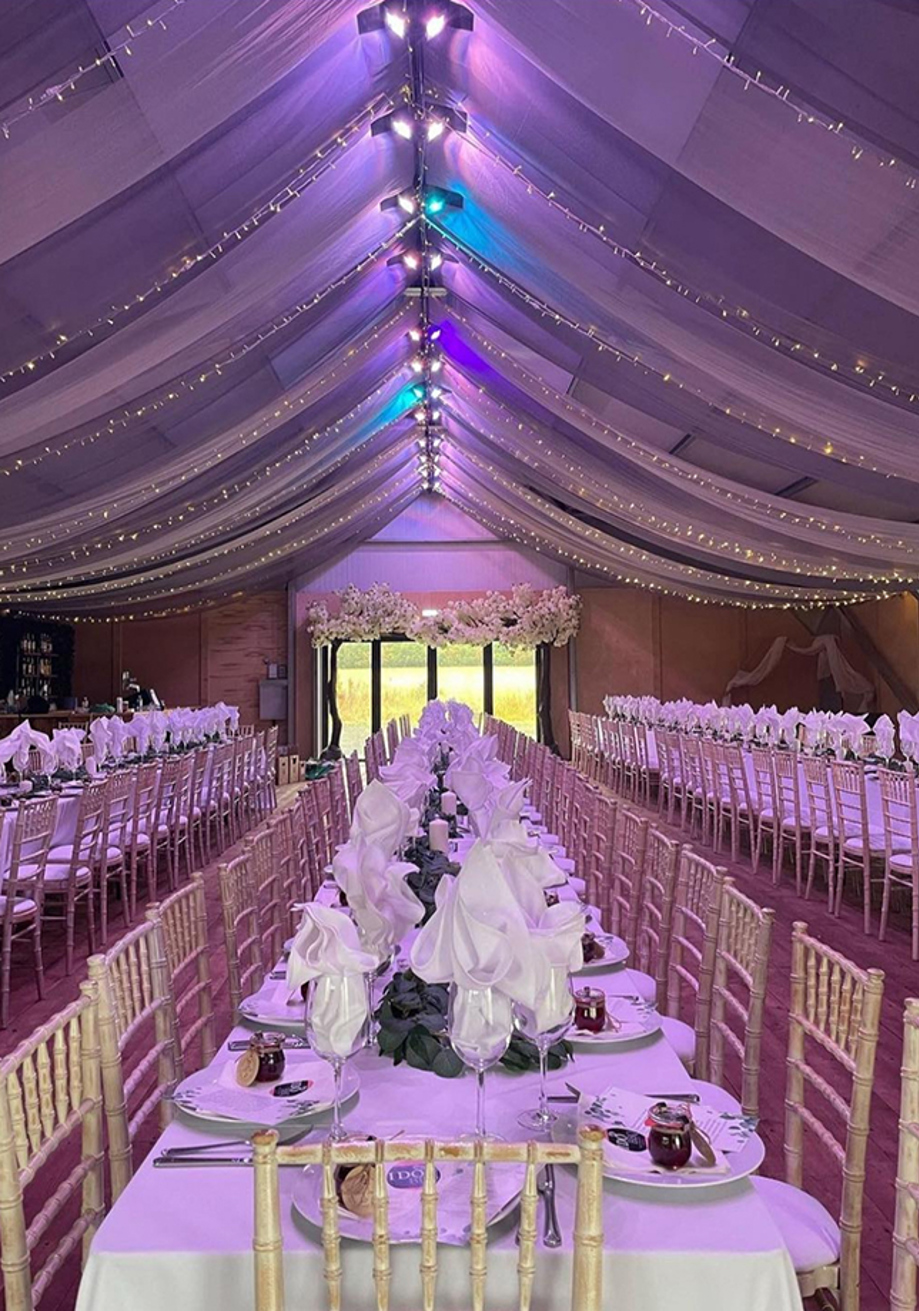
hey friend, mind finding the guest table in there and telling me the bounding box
[75,950,802,1311]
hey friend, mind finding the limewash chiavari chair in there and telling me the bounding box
[717,741,756,863]
[205,740,234,857]
[801,754,837,908]
[586,793,617,929]
[706,882,775,1120]
[244,734,264,831]
[363,734,380,783]
[42,783,105,969]
[88,918,179,1201]
[246,828,284,967]
[228,738,249,845]
[636,828,682,1010]
[286,800,311,903]
[878,768,919,960]
[0,983,105,1311]
[251,1128,607,1311]
[597,716,622,795]
[568,709,585,773]
[328,761,349,847]
[261,725,279,820]
[892,997,919,1311]
[772,749,809,893]
[830,759,886,931]
[268,809,300,934]
[749,745,777,876]
[297,784,326,899]
[344,750,363,818]
[1,798,56,1028]
[661,849,727,1078]
[609,807,649,957]
[152,755,186,892]
[656,729,682,825]
[399,712,411,738]
[129,760,159,907]
[100,769,134,923]
[751,921,884,1311]
[147,873,216,1079]
[619,721,639,802]
[219,851,265,1017]
[186,747,212,869]
[386,717,399,762]
[679,734,710,846]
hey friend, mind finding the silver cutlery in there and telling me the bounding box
[538,1166,562,1248]
[154,1154,255,1168]
[227,1036,309,1051]
[564,1081,700,1105]
[160,1128,311,1159]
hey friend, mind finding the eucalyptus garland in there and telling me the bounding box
[374,971,573,1078]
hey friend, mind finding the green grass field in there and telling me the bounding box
[336,654,536,755]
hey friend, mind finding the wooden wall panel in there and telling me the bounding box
[205,593,287,729]
[121,615,202,708]
[576,589,656,714]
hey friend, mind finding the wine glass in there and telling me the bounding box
[305,972,371,1141]
[513,966,575,1132]
[448,985,513,1139]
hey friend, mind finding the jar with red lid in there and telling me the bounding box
[645,1103,692,1170]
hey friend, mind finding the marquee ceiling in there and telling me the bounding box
[4,0,919,614]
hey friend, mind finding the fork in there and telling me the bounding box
[538,1166,562,1248]
[160,1126,311,1158]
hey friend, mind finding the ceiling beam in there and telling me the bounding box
[776,476,816,498]
[669,433,695,456]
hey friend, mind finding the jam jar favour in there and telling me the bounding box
[645,1103,693,1170]
[248,1032,286,1083]
[544,890,560,908]
[574,986,607,1034]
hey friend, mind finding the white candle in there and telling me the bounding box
[440,790,457,817]
[428,818,450,853]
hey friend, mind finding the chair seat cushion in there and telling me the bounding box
[659,1015,696,1069]
[49,844,121,865]
[44,863,92,883]
[891,851,918,874]
[842,830,886,856]
[0,895,37,918]
[751,1177,840,1273]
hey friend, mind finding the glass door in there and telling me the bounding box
[492,643,537,735]
[437,643,485,719]
[380,639,430,733]
[336,641,372,756]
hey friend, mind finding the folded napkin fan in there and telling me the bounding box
[350,779,418,859]
[332,836,424,964]
[286,905,375,1058]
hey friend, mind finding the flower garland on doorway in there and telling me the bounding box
[307,582,580,648]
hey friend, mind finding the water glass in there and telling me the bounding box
[448,985,513,1139]
[305,972,371,1141]
[513,966,574,1131]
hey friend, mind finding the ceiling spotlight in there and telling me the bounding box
[414,407,427,422]
[430,385,443,399]
[409,328,422,343]
[403,252,420,271]
[428,251,443,271]
[409,382,426,401]
[394,117,414,140]
[384,8,408,37]
[425,13,447,38]
[431,408,441,421]
[423,187,463,216]
[430,358,443,373]
[429,326,443,341]
[411,357,424,373]
[398,192,416,214]
[426,118,445,141]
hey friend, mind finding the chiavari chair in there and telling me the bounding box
[892,996,919,1311]
[328,760,349,847]
[147,873,215,1079]
[101,768,134,917]
[597,717,622,795]
[661,848,726,1078]
[878,768,919,960]
[586,793,616,929]
[706,882,774,1119]
[247,828,284,966]
[363,734,379,783]
[267,808,300,933]
[679,734,710,845]
[609,806,649,956]
[830,759,884,931]
[772,749,809,893]
[386,718,399,762]
[344,750,364,818]
[89,918,179,1201]
[751,921,884,1311]
[717,741,756,863]
[568,709,585,773]
[243,733,264,831]
[656,729,682,825]
[260,726,279,820]
[636,828,682,1010]
[42,782,106,968]
[749,745,777,876]
[619,721,639,802]
[219,851,265,1017]
[185,747,212,869]
[0,983,105,1310]
[399,712,411,738]
[152,755,186,892]
[129,760,159,908]
[228,738,250,845]
[801,754,837,908]
[286,800,311,903]
[1,797,56,1028]
[251,1128,607,1311]
[205,740,234,857]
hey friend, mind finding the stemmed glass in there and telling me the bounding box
[448,985,513,1139]
[513,966,575,1132]
[305,972,371,1141]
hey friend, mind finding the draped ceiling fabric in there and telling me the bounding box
[4,0,919,615]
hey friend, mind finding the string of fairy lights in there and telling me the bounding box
[448,307,919,559]
[614,0,919,192]
[0,94,395,387]
[443,394,918,585]
[7,0,919,617]
[0,306,411,553]
[462,121,919,414]
[434,221,896,478]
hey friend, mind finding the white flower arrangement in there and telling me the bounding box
[308,583,580,649]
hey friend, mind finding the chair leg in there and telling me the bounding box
[32,918,44,1001]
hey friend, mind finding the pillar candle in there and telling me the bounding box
[440,790,457,817]
[428,818,450,853]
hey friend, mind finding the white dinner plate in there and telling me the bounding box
[567,995,661,1047]
[292,1126,524,1244]
[239,978,307,1033]
[552,1087,763,1191]
[575,933,629,973]
[173,1053,358,1127]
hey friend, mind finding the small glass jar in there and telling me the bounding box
[573,987,607,1034]
[251,1033,286,1083]
[645,1104,693,1170]
[544,890,560,908]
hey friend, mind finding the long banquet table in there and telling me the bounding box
[76,857,803,1311]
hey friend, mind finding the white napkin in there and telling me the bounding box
[89,717,110,764]
[52,727,85,772]
[350,779,418,858]
[873,714,896,758]
[332,837,424,963]
[449,985,514,1065]
[379,738,434,810]
[480,780,561,895]
[286,905,375,1058]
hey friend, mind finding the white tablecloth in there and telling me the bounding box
[76,950,802,1311]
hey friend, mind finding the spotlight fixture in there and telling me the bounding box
[424,3,474,36]
[357,4,408,36]
[430,357,443,373]
[409,328,422,343]
[423,187,463,215]
[380,190,418,215]
[371,110,415,139]
[429,326,443,341]
[403,252,420,271]
[414,407,427,422]
[425,13,446,38]
[411,357,424,372]
[426,119,445,142]
[385,8,408,36]
[357,2,470,37]
[428,251,443,270]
